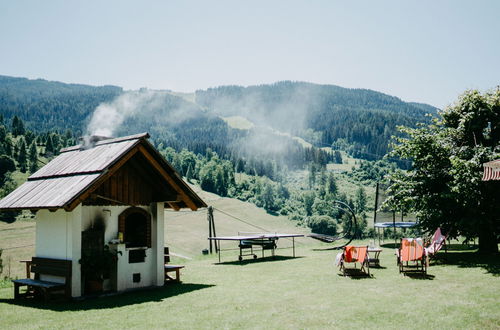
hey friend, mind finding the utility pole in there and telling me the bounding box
[208,206,213,254]
[207,206,218,253]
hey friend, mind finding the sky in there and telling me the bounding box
[0,0,499,109]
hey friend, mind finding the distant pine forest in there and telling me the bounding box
[0,75,437,164]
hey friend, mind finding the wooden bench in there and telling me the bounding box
[12,257,72,301]
[164,265,184,283]
[164,247,184,283]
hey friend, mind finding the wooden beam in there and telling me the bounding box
[167,202,181,211]
[137,145,198,211]
[91,194,132,206]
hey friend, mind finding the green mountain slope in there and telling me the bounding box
[0,75,122,133]
[0,76,438,161]
[196,81,439,159]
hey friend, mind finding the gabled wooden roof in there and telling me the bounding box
[0,133,207,211]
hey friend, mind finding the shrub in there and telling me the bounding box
[308,215,337,236]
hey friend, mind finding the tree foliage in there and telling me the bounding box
[385,89,500,253]
[308,215,337,236]
[0,155,16,183]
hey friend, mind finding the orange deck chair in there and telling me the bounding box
[396,238,427,275]
[338,245,370,276]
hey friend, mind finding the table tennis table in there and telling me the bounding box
[208,233,304,262]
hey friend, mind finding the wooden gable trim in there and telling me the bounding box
[64,147,140,211]
[136,144,198,211]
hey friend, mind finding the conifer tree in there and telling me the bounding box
[18,137,28,173]
[0,125,6,142]
[326,172,338,196]
[3,137,13,157]
[334,151,343,164]
[45,134,54,156]
[29,141,38,173]
[24,130,35,146]
[185,163,193,182]
[308,163,316,188]
[354,186,367,213]
[0,155,16,183]
[11,115,25,137]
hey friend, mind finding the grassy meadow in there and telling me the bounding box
[0,238,499,329]
[0,191,499,329]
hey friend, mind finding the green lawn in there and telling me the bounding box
[1,240,499,329]
[0,219,35,279]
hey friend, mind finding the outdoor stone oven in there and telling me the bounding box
[0,133,206,297]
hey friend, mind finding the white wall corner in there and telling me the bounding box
[152,202,165,286]
[70,204,82,297]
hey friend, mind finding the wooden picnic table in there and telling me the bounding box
[368,247,382,267]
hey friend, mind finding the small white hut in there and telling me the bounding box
[0,133,206,297]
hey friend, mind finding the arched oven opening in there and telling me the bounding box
[119,207,151,263]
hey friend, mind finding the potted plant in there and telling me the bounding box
[80,245,119,294]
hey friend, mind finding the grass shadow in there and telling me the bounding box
[337,268,374,279]
[214,255,303,266]
[380,243,398,249]
[402,272,435,280]
[369,265,387,270]
[312,247,344,251]
[434,250,500,276]
[0,282,214,311]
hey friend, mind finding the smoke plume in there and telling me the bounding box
[86,90,158,137]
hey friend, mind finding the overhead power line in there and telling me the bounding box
[212,207,304,245]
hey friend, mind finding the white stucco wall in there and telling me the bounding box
[35,203,165,297]
[36,209,72,260]
[35,206,82,296]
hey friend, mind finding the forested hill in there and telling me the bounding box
[0,75,122,134]
[196,81,439,158]
[0,75,438,161]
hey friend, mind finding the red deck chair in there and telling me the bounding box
[396,238,427,275]
[339,245,370,276]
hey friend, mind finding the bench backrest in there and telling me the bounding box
[164,247,170,263]
[31,257,72,278]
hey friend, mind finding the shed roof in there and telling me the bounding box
[0,133,206,211]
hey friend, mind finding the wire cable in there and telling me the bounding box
[212,207,305,246]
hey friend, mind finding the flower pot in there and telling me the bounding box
[85,279,103,294]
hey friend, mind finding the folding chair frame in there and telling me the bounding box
[339,246,370,277]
